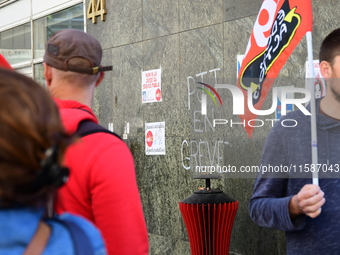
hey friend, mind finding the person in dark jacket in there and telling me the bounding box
[249,28,340,255]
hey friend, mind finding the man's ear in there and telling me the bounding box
[43,63,52,86]
[95,71,105,87]
[319,60,332,79]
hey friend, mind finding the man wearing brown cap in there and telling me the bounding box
[43,29,149,255]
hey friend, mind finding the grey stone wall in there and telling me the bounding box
[87,0,340,254]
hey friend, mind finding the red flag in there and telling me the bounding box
[0,54,12,70]
[237,0,313,137]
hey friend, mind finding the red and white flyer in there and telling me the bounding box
[145,122,165,155]
[142,68,162,103]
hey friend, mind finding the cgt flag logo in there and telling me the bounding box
[237,0,313,137]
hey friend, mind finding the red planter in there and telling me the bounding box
[179,188,238,255]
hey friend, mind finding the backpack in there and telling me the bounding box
[53,218,95,255]
[24,218,95,255]
[76,119,122,140]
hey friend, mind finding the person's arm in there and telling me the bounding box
[250,156,325,231]
[89,138,149,255]
[249,177,305,231]
[249,122,305,231]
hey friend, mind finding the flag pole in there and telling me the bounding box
[306,31,319,185]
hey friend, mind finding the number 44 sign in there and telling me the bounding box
[87,0,107,24]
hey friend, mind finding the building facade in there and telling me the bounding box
[0,0,84,82]
[1,0,339,254]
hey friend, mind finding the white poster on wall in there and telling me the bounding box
[145,122,165,155]
[142,68,162,103]
[305,60,326,99]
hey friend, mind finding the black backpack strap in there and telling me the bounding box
[76,120,122,140]
[52,218,94,255]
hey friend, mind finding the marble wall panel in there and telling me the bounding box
[93,48,113,125]
[111,0,143,46]
[179,0,224,31]
[224,0,263,22]
[85,0,115,50]
[87,1,340,254]
[110,42,144,137]
[142,34,188,137]
[142,0,179,40]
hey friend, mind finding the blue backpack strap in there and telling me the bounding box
[76,120,122,140]
[53,218,94,255]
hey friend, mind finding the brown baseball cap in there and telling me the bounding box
[43,29,112,75]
